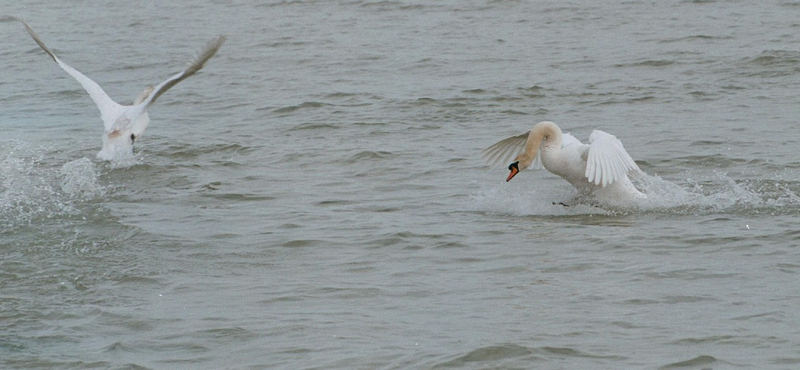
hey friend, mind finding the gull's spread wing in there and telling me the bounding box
[140,36,226,109]
[17,18,122,128]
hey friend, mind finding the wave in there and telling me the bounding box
[431,344,625,368]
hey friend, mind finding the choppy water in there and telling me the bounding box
[2,1,800,369]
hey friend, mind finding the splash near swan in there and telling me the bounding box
[483,121,646,207]
[11,17,225,163]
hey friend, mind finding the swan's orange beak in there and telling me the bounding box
[506,161,520,182]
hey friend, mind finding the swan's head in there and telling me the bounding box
[506,152,535,182]
[505,122,559,182]
[506,161,521,182]
[97,129,136,161]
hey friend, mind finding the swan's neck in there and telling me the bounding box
[519,121,562,169]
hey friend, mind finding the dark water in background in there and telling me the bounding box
[2,1,800,369]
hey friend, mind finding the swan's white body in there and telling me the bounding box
[14,18,225,161]
[483,121,646,202]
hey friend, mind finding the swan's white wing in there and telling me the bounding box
[482,131,528,169]
[481,131,530,168]
[481,131,543,170]
[531,147,543,169]
[584,130,641,187]
[139,36,226,109]
[17,18,123,128]
[561,132,582,148]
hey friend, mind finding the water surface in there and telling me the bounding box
[2,1,800,369]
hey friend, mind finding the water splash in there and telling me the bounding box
[0,141,105,229]
[108,150,146,169]
[61,158,104,199]
[469,171,800,216]
[468,181,610,216]
[635,172,800,215]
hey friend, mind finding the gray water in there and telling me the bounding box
[2,1,800,369]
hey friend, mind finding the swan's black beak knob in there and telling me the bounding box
[506,161,520,182]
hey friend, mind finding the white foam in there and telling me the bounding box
[633,171,800,214]
[0,141,104,228]
[469,171,800,216]
[108,150,146,169]
[468,180,610,216]
[61,157,104,199]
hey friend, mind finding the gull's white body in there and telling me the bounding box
[483,121,646,202]
[13,17,225,161]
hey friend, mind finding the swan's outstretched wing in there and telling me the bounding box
[584,130,641,187]
[16,18,122,127]
[139,36,226,109]
[483,131,526,168]
[481,131,543,170]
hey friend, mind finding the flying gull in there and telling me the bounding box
[11,17,225,161]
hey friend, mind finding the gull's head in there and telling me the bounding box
[97,129,136,161]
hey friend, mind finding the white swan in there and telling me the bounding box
[14,17,225,161]
[483,121,646,202]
